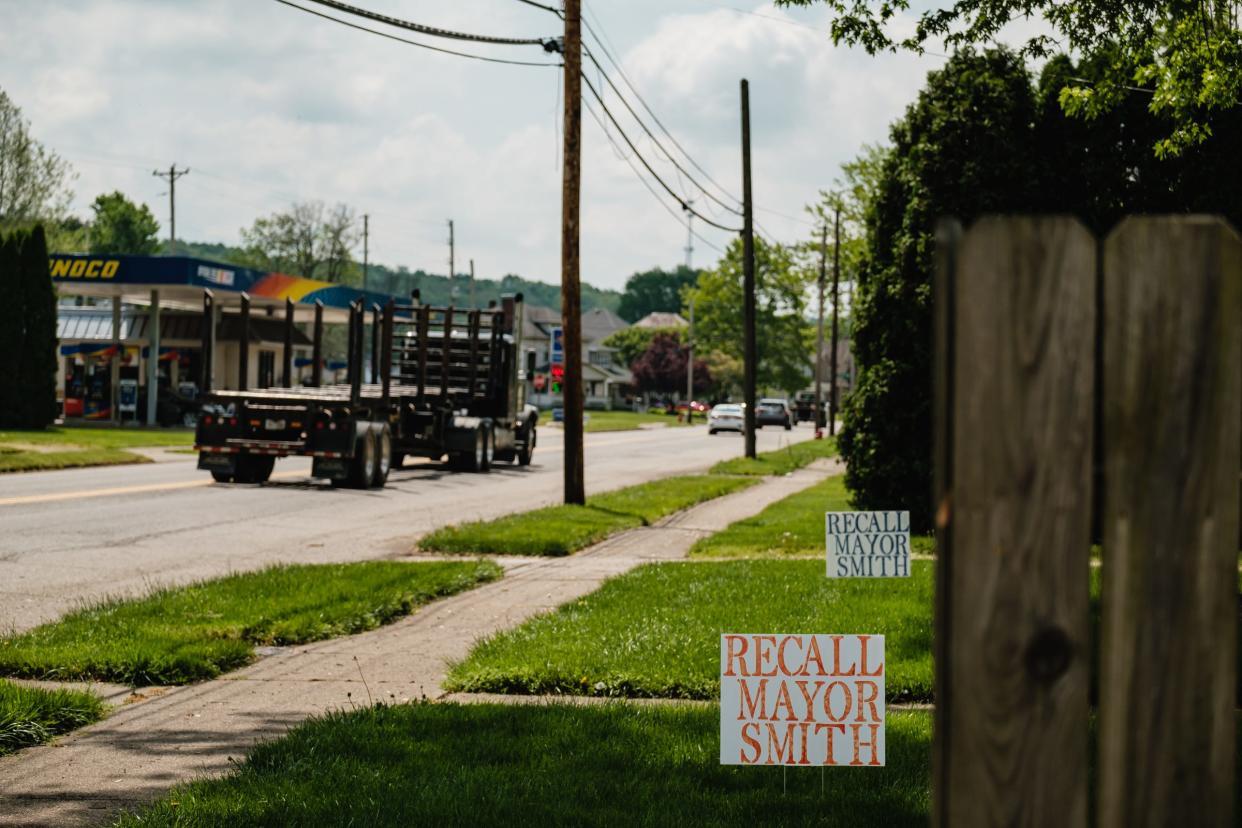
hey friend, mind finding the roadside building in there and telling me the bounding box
[522,304,633,409]
[630,311,687,329]
[51,253,396,425]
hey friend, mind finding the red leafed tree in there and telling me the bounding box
[630,333,711,395]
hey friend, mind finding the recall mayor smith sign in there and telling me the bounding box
[720,633,885,767]
[826,510,911,578]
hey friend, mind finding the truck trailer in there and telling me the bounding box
[194,290,538,488]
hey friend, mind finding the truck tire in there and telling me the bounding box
[346,428,376,489]
[234,454,275,484]
[480,425,494,472]
[517,424,536,466]
[451,426,487,472]
[392,452,405,470]
[210,470,232,483]
[371,424,392,488]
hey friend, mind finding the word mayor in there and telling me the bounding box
[826,510,911,578]
[720,633,885,767]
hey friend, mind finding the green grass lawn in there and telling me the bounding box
[0,426,194,473]
[446,560,934,701]
[0,561,501,686]
[118,702,933,827]
[0,679,106,756]
[690,475,935,559]
[540,410,690,432]
[420,474,758,556]
[709,437,836,476]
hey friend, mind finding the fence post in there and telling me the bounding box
[1099,216,1242,826]
[934,216,1096,827]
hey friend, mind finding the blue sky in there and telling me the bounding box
[0,0,956,289]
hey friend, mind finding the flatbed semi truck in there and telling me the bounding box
[194,291,538,488]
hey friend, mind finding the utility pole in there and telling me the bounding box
[152,164,189,255]
[829,206,841,436]
[740,79,757,459]
[469,258,476,308]
[814,221,827,438]
[362,213,370,294]
[683,199,695,269]
[448,219,455,284]
[561,0,585,505]
[685,297,695,424]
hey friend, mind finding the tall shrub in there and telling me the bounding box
[0,230,20,422]
[837,49,1042,531]
[15,225,57,427]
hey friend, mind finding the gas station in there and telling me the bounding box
[51,254,398,426]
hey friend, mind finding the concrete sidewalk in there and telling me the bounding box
[0,461,839,827]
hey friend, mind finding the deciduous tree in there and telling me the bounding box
[776,0,1242,157]
[239,201,360,283]
[617,265,699,322]
[687,237,812,396]
[89,191,160,256]
[0,88,74,229]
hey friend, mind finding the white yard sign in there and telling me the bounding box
[825,511,911,578]
[719,634,885,767]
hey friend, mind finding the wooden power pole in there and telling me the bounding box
[829,206,841,436]
[152,164,189,255]
[740,79,757,459]
[561,0,585,504]
[814,221,827,437]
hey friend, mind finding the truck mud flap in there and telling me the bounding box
[312,456,350,479]
[198,452,236,475]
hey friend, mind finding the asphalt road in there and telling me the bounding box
[0,423,816,632]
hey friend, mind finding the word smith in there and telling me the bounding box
[720,633,885,767]
[826,510,911,578]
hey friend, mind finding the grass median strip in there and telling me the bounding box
[541,410,690,432]
[420,474,758,557]
[709,436,836,476]
[0,426,194,473]
[0,679,106,756]
[690,475,935,559]
[118,702,932,827]
[445,560,935,701]
[0,561,501,686]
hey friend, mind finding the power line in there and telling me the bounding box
[582,45,743,217]
[581,73,741,233]
[580,8,742,207]
[584,96,725,255]
[511,0,558,12]
[303,0,558,47]
[273,0,562,67]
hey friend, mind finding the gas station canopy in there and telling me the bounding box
[49,253,400,322]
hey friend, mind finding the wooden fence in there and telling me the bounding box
[933,215,1242,827]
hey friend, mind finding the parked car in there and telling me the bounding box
[793,391,822,424]
[708,403,744,434]
[755,398,792,430]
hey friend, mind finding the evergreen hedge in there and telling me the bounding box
[0,225,57,428]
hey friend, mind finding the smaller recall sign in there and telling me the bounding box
[720,634,885,767]
[825,511,911,578]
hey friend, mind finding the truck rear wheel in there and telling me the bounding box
[517,425,536,466]
[451,426,487,472]
[210,470,232,483]
[346,428,376,489]
[371,424,391,488]
[233,454,274,484]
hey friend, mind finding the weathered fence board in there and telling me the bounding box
[1099,216,1242,827]
[937,216,1096,827]
[932,218,962,828]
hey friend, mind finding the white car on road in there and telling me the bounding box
[708,403,744,434]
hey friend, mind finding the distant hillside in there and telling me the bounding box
[169,240,621,314]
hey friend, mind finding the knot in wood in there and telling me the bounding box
[1024,626,1072,684]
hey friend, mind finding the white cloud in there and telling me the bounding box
[0,0,942,290]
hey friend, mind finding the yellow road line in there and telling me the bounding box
[0,470,307,508]
[0,427,699,508]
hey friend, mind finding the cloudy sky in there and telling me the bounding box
[0,0,950,291]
